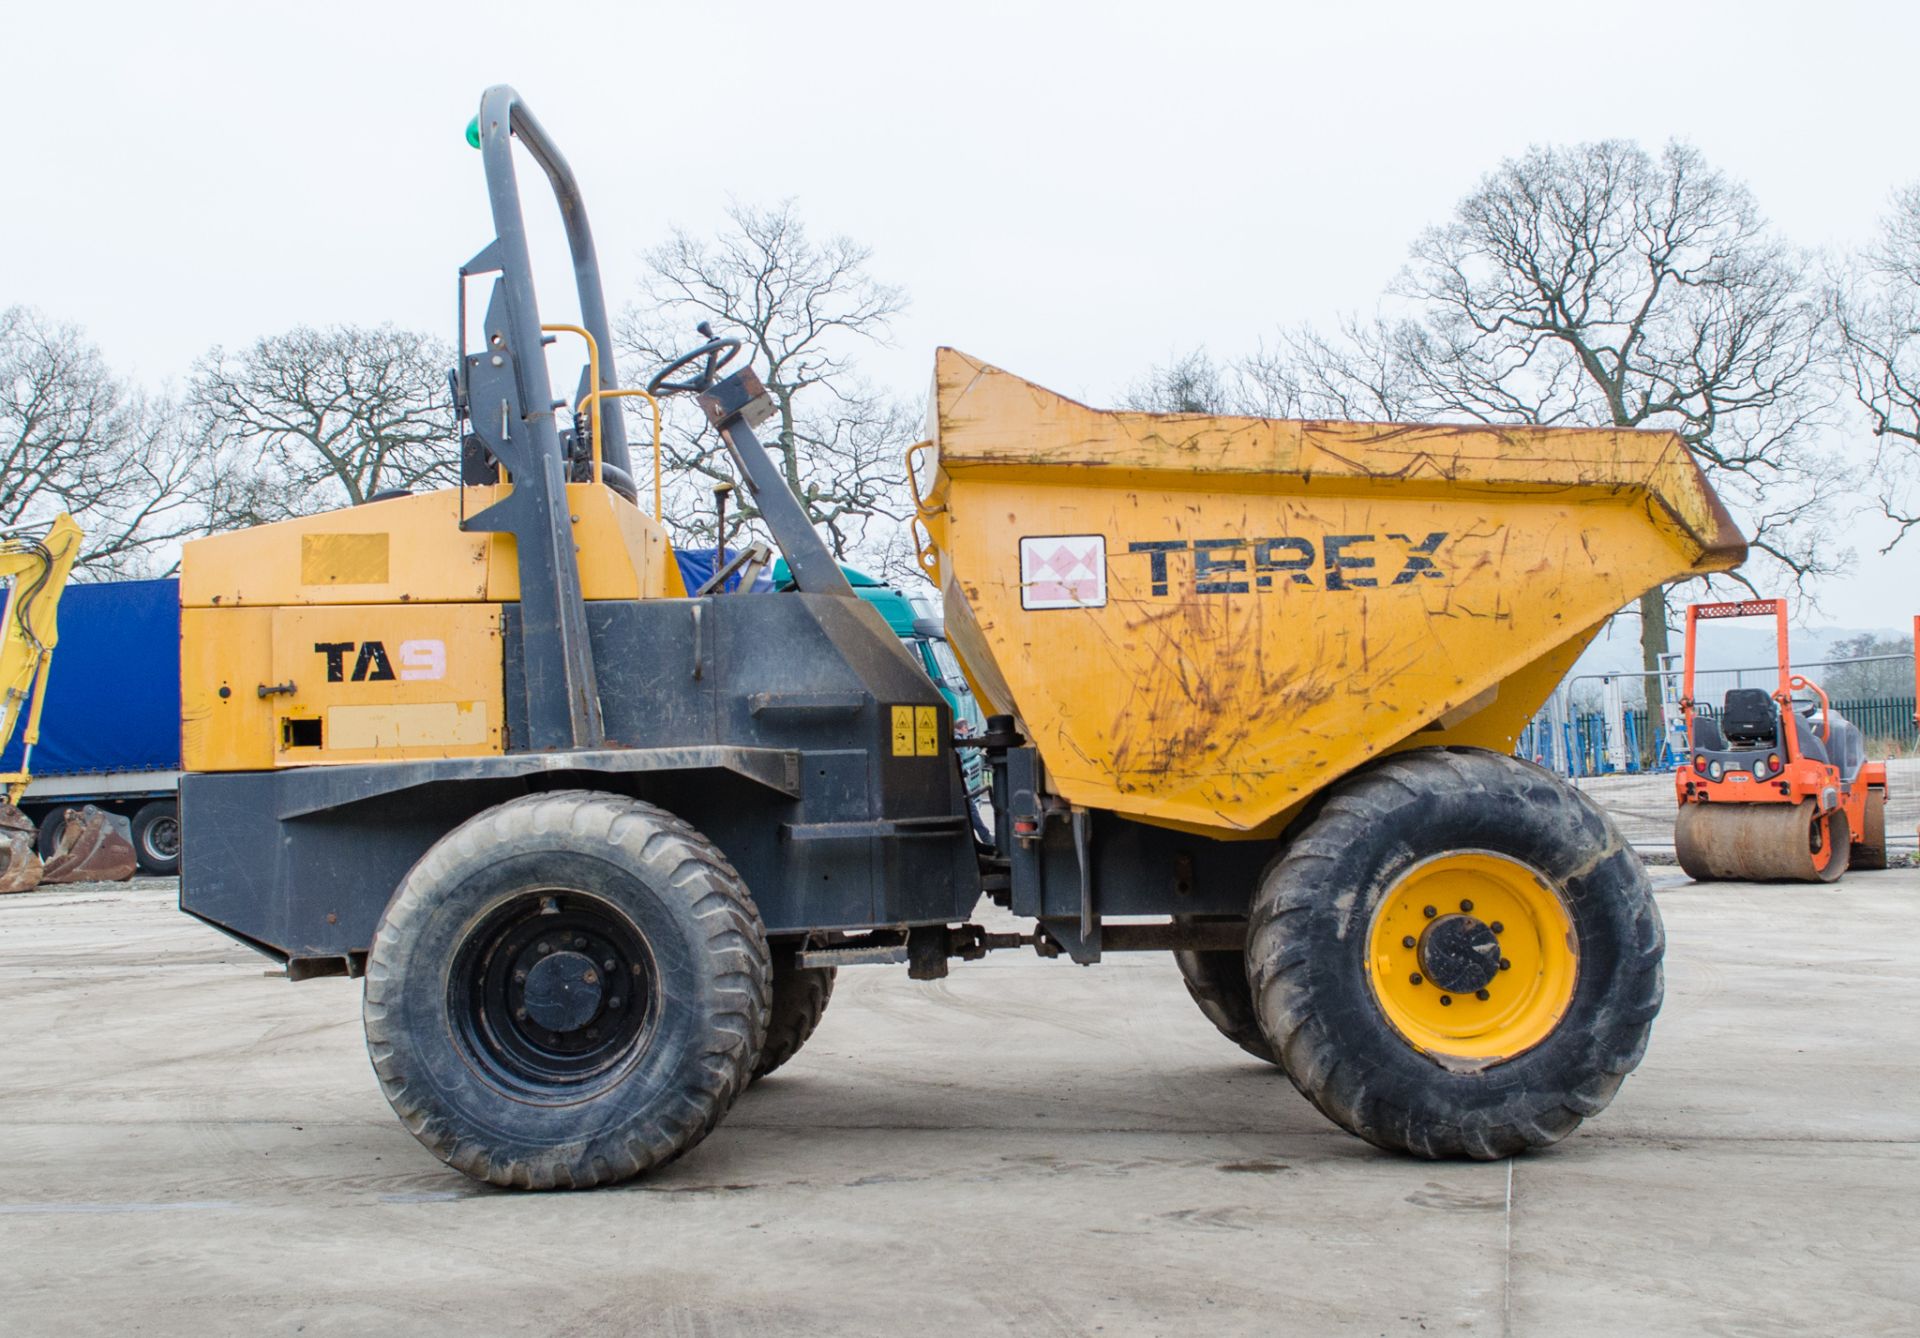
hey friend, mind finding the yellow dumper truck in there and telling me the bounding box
[177,88,1745,1188]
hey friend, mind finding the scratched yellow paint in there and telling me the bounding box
[915,349,1746,838]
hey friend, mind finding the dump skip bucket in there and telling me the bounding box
[915,350,1746,836]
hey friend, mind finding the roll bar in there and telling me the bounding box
[469,86,631,476]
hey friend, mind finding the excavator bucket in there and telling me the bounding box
[39,805,138,884]
[0,802,44,893]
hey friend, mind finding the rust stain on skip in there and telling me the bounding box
[918,348,1747,838]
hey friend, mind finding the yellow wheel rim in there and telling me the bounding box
[1366,851,1578,1064]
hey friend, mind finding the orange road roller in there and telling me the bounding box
[1674,599,1887,881]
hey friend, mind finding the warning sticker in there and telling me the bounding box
[915,705,939,757]
[1020,534,1106,610]
[891,705,915,757]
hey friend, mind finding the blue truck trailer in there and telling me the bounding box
[1,578,181,874]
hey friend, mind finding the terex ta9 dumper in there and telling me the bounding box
[178,89,1746,1188]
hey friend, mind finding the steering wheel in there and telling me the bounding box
[646,321,744,395]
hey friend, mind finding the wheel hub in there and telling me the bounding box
[448,891,656,1095]
[1366,851,1579,1063]
[520,950,605,1033]
[1418,914,1502,994]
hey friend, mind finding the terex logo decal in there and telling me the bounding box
[1126,533,1449,595]
[315,639,447,682]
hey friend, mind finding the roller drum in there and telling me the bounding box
[1674,800,1851,883]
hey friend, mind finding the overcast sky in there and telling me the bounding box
[6,1,1915,629]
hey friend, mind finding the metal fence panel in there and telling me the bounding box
[1519,650,1916,848]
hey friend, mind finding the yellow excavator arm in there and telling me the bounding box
[0,512,84,804]
[0,513,137,894]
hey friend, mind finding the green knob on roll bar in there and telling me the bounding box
[465,115,481,149]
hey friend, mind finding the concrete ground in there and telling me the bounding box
[1,871,1916,1336]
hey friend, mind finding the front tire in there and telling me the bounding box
[363,791,770,1189]
[1247,748,1662,1160]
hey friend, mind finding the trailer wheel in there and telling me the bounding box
[1247,747,1662,1160]
[131,802,180,875]
[1172,943,1278,1064]
[1851,787,1887,871]
[753,941,835,1080]
[363,791,770,1189]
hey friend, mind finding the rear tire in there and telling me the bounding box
[753,941,835,1079]
[1850,788,1887,871]
[1172,944,1279,1064]
[131,801,180,875]
[1247,748,1662,1160]
[363,791,770,1189]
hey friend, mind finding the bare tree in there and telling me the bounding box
[0,306,203,576]
[191,325,457,527]
[1121,348,1241,414]
[1823,631,1913,701]
[1127,327,1421,420]
[1833,183,1920,548]
[617,201,919,581]
[1246,141,1835,763]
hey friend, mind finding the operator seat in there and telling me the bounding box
[1719,689,1777,747]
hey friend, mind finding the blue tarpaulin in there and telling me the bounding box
[0,578,181,776]
[673,547,774,595]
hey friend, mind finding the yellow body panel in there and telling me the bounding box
[918,349,1745,837]
[266,605,502,765]
[180,482,675,610]
[182,607,275,772]
[181,479,679,773]
[184,604,503,769]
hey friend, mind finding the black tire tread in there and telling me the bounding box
[363,790,770,1189]
[1247,747,1663,1161]
[1850,786,1888,871]
[1171,947,1279,1064]
[754,944,836,1079]
[130,801,180,876]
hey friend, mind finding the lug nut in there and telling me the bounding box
[1409,972,1423,985]
[1475,989,1490,1001]
[1423,905,1437,919]
[536,941,550,955]
[513,969,527,983]
[583,970,598,985]
[1460,899,1474,913]
[609,997,622,1009]
[1499,958,1511,971]
[1402,935,1417,949]
[574,937,587,949]
[1439,995,1453,1006]
[514,1007,527,1020]
[604,959,615,972]
[1491,921,1504,934]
